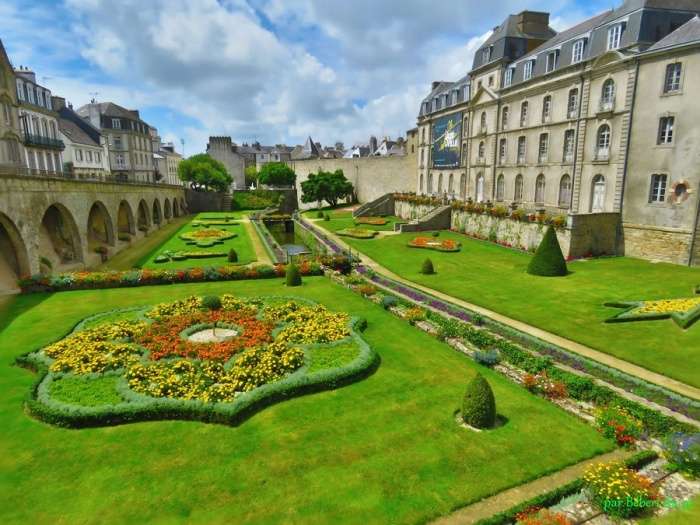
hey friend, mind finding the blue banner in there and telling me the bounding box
[432,112,462,168]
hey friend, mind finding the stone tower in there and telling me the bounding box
[206,136,245,190]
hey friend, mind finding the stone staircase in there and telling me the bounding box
[353,193,395,218]
[399,205,452,233]
[222,193,233,212]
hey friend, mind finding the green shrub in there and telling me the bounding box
[421,258,435,275]
[381,295,398,310]
[527,226,568,276]
[663,433,700,479]
[432,231,440,237]
[474,349,501,367]
[227,249,238,263]
[462,373,496,429]
[316,210,324,218]
[323,213,330,221]
[201,295,222,311]
[286,263,302,287]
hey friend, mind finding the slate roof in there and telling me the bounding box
[647,14,700,51]
[58,117,100,147]
[527,10,612,57]
[482,11,556,48]
[291,136,321,159]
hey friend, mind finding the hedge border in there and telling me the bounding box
[16,298,379,429]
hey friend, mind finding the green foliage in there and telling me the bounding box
[231,190,281,210]
[421,258,435,275]
[474,349,501,367]
[432,231,440,237]
[381,295,398,310]
[49,376,123,406]
[228,249,238,263]
[201,295,222,311]
[462,372,496,429]
[257,162,296,186]
[300,169,354,208]
[323,213,330,221]
[286,263,302,287]
[663,433,700,479]
[244,165,258,186]
[316,210,325,218]
[177,154,232,192]
[527,226,568,277]
[307,343,360,373]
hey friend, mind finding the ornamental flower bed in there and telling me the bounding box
[595,405,644,447]
[336,228,378,239]
[583,461,659,518]
[180,228,236,247]
[408,236,461,252]
[19,295,378,427]
[355,217,388,226]
[605,293,700,329]
[154,250,228,263]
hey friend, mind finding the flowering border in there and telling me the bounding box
[604,296,700,329]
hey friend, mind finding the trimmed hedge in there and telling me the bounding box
[421,258,435,275]
[527,226,568,277]
[462,373,496,428]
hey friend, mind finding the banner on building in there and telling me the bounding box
[432,112,462,168]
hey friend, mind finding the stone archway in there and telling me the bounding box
[173,199,180,217]
[39,203,83,267]
[180,198,187,215]
[137,199,151,232]
[87,201,116,249]
[152,199,162,226]
[0,212,30,291]
[118,200,135,236]
[164,198,172,220]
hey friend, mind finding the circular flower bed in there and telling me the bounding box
[407,236,461,252]
[180,228,236,247]
[336,228,378,239]
[355,217,388,226]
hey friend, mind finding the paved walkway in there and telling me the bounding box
[430,449,631,525]
[307,221,700,401]
[241,218,273,265]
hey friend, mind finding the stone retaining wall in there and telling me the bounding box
[622,223,693,264]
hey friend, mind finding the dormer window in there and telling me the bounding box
[483,46,492,64]
[545,51,559,73]
[504,67,514,87]
[607,24,624,50]
[112,118,121,129]
[524,60,534,81]
[16,79,24,101]
[572,39,586,63]
[452,90,458,105]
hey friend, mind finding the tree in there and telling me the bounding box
[300,169,354,208]
[462,373,496,429]
[244,165,258,187]
[177,154,232,192]
[257,162,296,187]
[527,226,568,277]
[201,295,222,336]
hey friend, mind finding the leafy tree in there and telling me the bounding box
[300,169,354,208]
[201,295,222,336]
[527,226,568,277]
[462,373,496,429]
[177,154,232,192]
[257,162,296,187]
[244,165,258,187]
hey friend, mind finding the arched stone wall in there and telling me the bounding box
[87,201,116,248]
[152,198,162,225]
[0,212,30,289]
[137,199,151,231]
[118,200,135,235]
[39,203,84,267]
[173,199,180,217]
[164,198,172,220]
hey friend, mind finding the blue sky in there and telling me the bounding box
[0,0,615,155]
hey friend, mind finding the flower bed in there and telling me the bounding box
[355,217,388,226]
[18,262,323,294]
[583,461,659,518]
[605,295,700,329]
[408,236,461,252]
[180,228,236,248]
[154,250,228,263]
[18,295,378,427]
[336,228,378,239]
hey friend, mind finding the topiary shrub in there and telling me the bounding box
[201,295,222,311]
[316,210,324,218]
[227,248,238,263]
[432,231,440,237]
[286,263,302,287]
[421,258,435,275]
[462,372,496,429]
[381,295,398,310]
[323,213,330,221]
[527,226,568,277]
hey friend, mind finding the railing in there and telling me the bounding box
[23,133,65,150]
[0,165,185,188]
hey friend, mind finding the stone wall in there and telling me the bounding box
[185,189,225,213]
[289,155,415,210]
[621,223,693,265]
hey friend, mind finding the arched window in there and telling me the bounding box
[448,173,454,194]
[419,173,424,194]
[496,174,505,201]
[597,124,611,159]
[478,141,485,160]
[517,136,526,164]
[558,174,572,208]
[498,138,507,165]
[514,174,524,202]
[460,173,467,199]
[438,173,444,193]
[476,174,485,202]
[501,106,509,130]
[542,95,552,123]
[567,89,579,118]
[480,112,487,133]
[520,101,529,127]
[591,174,606,212]
[535,174,546,204]
[601,79,615,110]
[427,173,434,194]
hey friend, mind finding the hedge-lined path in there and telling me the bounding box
[305,221,700,401]
[241,217,273,265]
[430,449,631,525]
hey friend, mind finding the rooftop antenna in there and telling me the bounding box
[89,92,99,103]
[180,138,185,157]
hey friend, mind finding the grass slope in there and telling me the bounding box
[302,209,401,232]
[320,226,700,389]
[0,278,610,524]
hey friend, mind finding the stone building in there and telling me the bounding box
[0,39,23,172]
[77,101,155,183]
[14,66,65,175]
[416,1,700,265]
[150,128,182,186]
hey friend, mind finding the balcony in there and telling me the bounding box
[598,100,615,114]
[24,133,65,150]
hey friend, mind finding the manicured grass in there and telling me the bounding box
[139,212,256,269]
[325,227,700,389]
[307,210,402,232]
[0,278,611,524]
[307,342,359,372]
[50,376,123,406]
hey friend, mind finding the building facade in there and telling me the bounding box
[150,129,183,186]
[0,40,23,172]
[416,1,700,265]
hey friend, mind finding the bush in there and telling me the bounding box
[432,231,440,237]
[323,213,330,221]
[286,263,302,287]
[227,249,238,263]
[316,210,324,218]
[595,405,643,447]
[462,372,496,429]
[527,226,568,277]
[421,258,435,275]
[474,349,501,367]
[662,432,700,479]
[201,295,222,311]
[381,295,398,310]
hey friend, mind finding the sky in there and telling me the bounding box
[0,0,616,156]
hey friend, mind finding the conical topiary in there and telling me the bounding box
[227,248,238,263]
[527,226,568,277]
[421,258,435,275]
[286,262,302,287]
[462,372,496,429]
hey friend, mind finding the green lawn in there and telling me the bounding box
[139,212,257,269]
[0,277,611,524]
[318,226,700,389]
[304,209,402,232]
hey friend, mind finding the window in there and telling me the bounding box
[419,174,424,193]
[504,67,514,87]
[480,112,487,133]
[448,173,454,193]
[112,118,121,129]
[49,121,57,139]
[649,174,667,203]
[501,106,509,130]
[520,101,529,127]
[658,116,675,145]
[77,149,83,162]
[114,135,122,150]
[478,141,485,160]
[463,117,469,136]
[567,89,579,118]
[535,174,546,204]
[476,174,485,202]
[115,153,126,169]
[591,175,606,212]
[427,173,434,193]
[87,151,93,163]
[460,174,467,199]
[452,90,458,105]
[438,173,443,193]
[563,129,575,162]
[496,174,505,201]
[538,133,549,163]
[601,79,615,110]
[517,136,527,164]
[483,46,492,63]
[514,174,524,202]
[499,138,507,165]
[420,149,425,166]
[572,39,585,63]
[607,24,623,50]
[664,63,682,93]
[96,152,101,163]
[545,51,559,73]
[542,95,552,123]
[524,60,534,80]
[597,124,611,159]
[16,80,24,101]
[558,174,572,207]
[2,103,10,126]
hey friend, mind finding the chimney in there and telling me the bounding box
[52,96,66,111]
[15,67,37,84]
[516,11,550,35]
[431,81,442,90]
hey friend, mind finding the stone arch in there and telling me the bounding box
[152,198,162,226]
[87,201,115,248]
[39,203,83,266]
[118,200,135,235]
[173,199,180,217]
[164,198,172,220]
[180,198,187,214]
[0,212,30,289]
[137,199,151,231]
